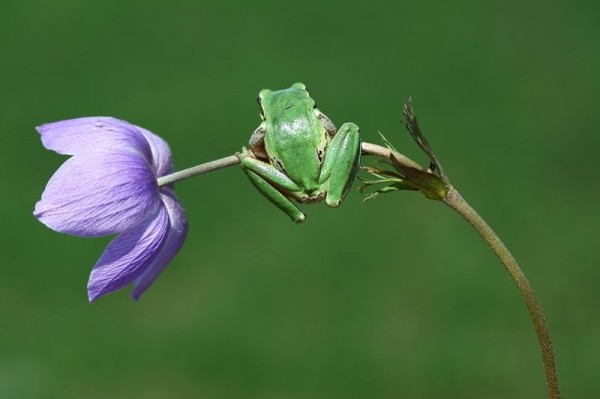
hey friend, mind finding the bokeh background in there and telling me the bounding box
[1,0,599,398]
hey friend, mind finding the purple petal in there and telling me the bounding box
[136,126,174,178]
[37,117,151,160]
[87,205,170,302]
[34,150,161,237]
[131,191,188,300]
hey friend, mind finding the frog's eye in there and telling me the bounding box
[257,97,265,120]
[291,82,307,92]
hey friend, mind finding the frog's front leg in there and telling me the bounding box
[318,122,361,207]
[241,151,306,223]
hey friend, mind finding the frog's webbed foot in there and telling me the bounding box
[248,122,268,160]
[240,152,306,223]
[318,122,361,207]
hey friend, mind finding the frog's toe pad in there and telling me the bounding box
[293,213,306,223]
[325,197,342,208]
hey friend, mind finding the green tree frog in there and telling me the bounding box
[241,83,361,223]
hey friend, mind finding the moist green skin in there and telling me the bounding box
[241,82,361,223]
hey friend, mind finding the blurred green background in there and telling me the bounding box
[1,0,599,397]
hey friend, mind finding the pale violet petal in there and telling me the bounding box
[136,126,174,178]
[34,150,160,237]
[37,117,151,160]
[130,191,188,300]
[87,205,170,302]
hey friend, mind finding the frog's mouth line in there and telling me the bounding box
[285,104,296,110]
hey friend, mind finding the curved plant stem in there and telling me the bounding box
[442,187,560,399]
[158,143,424,187]
[158,143,423,187]
[360,141,560,398]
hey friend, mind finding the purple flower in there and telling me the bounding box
[34,117,188,302]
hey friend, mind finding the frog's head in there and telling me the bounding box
[257,83,314,121]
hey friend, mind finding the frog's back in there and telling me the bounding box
[263,89,326,193]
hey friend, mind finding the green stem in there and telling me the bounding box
[156,143,420,187]
[361,142,560,398]
[442,187,560,399]
[157,154,241,187]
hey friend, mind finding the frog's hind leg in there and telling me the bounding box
[243,169,306,223]
[241,154,306,223]
[318,122,361,207]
